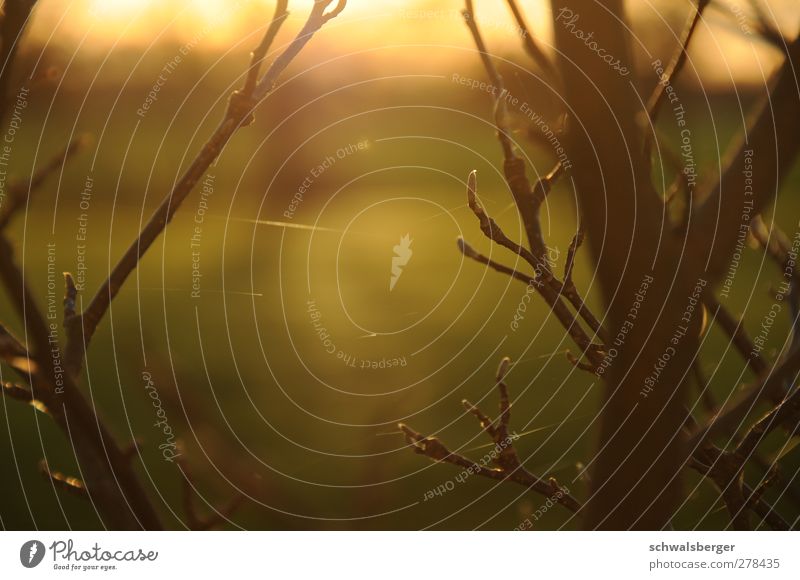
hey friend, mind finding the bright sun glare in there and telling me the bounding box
[77,0,389,46]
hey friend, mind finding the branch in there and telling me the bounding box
[647,0,709,121]
[63,1,347,376]
[751,215,800,355]
[0,5,162,529]
[694,35,800,277]
[39,459,88,499]
[689,346,800,447]
[460,2,606,362]
[0,0,36,120]
[242,0,289,96]
[399,357,581,513]
[561,229,607,343]
[457,236,531,285]
[251,0,346,101]
[503,0,560,84]
[691,444,791,530]
[704,294,768,377]
[0,321,36,374]
[644,0,709,165]
[735,386,800,462]
[746,0,788,49]
[465,171,603,364]
[462,0,556,268]
[1,380,32,402]
[465,170,540,271]
[0,135,89,230]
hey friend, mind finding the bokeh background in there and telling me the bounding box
[2,0,800,529]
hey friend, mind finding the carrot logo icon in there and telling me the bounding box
[390,234,413,291]
[19,540,45,568]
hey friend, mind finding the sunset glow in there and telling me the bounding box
[24,0,799,87]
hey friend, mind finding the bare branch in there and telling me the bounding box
[503,0,560,84]
[39,459,88,499]
[746,0,788,48]
[64,2,347,376]
[465,170,540,271]
[735,386,800,462]
[704,294,768,377]
[647,0,709,121]
[462,1,555,268]
[0,321,37,374]
[399,357,580,512]
[2,380,32,402]
[251,0,347,101]
[0,0,36,120]
[457,236,531,285]
[561,229,607,343]
[0,135,89,230]
[690,346,800,447]
[691,443,791,530]
[532,162,563,205]
[495,356,512,438]
[694,36,800,278]
[465,172,602,363]
[242,0,290,96]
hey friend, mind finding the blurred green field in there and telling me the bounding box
[2,38,800,530]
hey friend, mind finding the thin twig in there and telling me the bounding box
[503,0,560,84]
[689,346,800,447]
[704,294,768,377]
[735,387,800,462]
[457,237,532,285]
[0,135,89,230]
[242,0,290,96]
[647,0,710,121]
[561,229,607,343]
[399,357,580,512]
[462,0,553,267]
[465,171,602,363]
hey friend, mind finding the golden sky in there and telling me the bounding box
[24,0,800,85]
